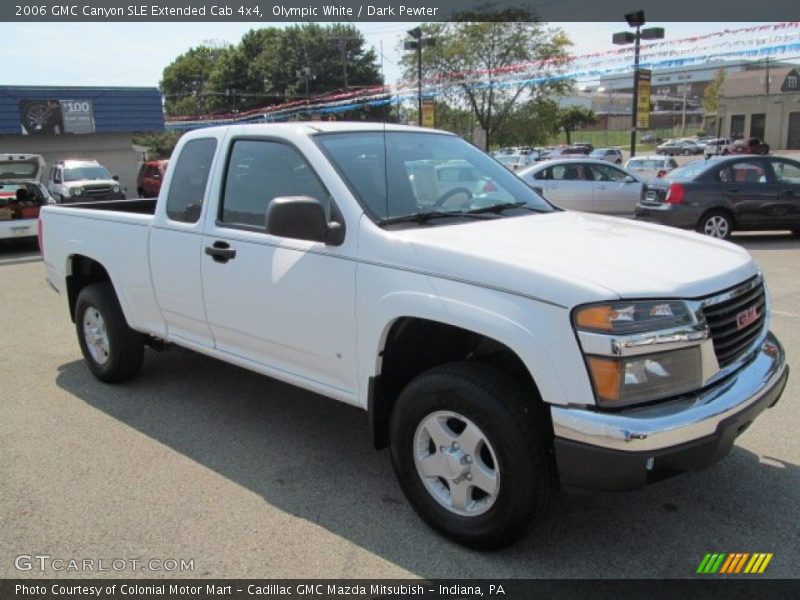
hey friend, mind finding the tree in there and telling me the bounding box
[493,98,560,147]
[557,106,597,144]
[400,12,571,147]
[160,45,230,116]
[160,24,383,117]
[702,69,726,115]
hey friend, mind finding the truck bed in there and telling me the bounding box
[63,198,158,214]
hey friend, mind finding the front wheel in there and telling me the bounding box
[697,210,733,240]
[389,362,552,549]
[75,282,145,382]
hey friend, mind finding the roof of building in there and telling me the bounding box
[720,67,799,97]
[0,86,164,135]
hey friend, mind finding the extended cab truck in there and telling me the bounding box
[41,123,789,549]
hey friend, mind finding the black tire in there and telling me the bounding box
[683,149,690,156]
[615,159,622,165]
[75,282,145,383]
[389,362,553,549]
[696,210,734,240]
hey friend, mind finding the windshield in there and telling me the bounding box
[315,132,552,224]
[0,159,41,180]
[64,165,112,181]
[665,159,709,181]
[497,155,522,165]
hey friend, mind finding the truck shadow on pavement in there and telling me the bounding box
[56,348,798,578]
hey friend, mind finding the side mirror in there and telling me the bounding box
[112,175,120,181]
[623,175,636,183]
[266,196,345,246]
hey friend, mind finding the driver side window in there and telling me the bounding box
[220,140,329,230]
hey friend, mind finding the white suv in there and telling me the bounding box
[704,138,732,157]
[47,159,126,203]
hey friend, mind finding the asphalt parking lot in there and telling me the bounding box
[0,232,798,579]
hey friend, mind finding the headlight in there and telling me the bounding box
[112,185,120,193]
[574,300,704,407]
[71,187,83,196]
[574,300,693,334]
[585,348,702,405]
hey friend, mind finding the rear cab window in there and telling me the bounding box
[166,138,217,223]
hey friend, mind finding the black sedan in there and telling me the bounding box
[634,155,800,239]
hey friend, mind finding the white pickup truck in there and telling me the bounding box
[41,123,788,548]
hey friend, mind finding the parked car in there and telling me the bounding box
[137,159,169,198]
[517,158,643,216]
[46,159,126,203]
[0,153,53,241]
[572,142,594,152]
[589,148,623,164]
[562,145,592,157]
[41,123,788,549]
[635,155,800,239]
[639,133,663,144]
[624,155,678,180]
[495,153,535,171]
[729,137,770,155]
[704,138,732,157]
[656,139,704,156]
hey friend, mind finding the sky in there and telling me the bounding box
[3,21,791,89]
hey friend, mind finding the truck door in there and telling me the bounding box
[200,138,358,396]
[149,137,218,348]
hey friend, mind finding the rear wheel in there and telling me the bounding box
[75,282,144,383]
[389,362,552,549]
[697,210,733,240]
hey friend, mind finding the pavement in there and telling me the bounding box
[0,232,798,579]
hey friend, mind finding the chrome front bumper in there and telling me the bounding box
[551,332,788,490]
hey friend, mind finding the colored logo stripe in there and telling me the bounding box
[698,553,773,574]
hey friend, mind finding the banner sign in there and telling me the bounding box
[422,99,435,128]
[636,69,652,130]
[19,99,95,135]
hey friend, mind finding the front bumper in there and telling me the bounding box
[552,332,788,491]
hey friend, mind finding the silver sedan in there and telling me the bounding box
[516,159,644,216]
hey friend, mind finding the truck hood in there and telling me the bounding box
[366,211,757,307]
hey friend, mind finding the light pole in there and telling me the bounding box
[404,27,436,127]
[613,11,664,158]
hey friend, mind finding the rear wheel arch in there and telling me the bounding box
[66,255,113,323]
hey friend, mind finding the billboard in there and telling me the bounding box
[422,99,435,128]
[19,99,95,135]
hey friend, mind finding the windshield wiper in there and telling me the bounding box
[377,210,494,226]
[464,202,546,215]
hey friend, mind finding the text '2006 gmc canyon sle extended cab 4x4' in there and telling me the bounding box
[40,123,789,549]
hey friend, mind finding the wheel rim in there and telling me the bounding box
[83,306,110,365]
[413,411,500,517]
[703,215,730,238]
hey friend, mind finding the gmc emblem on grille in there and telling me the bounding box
[736,306,759,330]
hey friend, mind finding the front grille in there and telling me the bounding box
[702,278,766,368]
[84,186,113,197]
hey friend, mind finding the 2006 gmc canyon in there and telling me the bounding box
[41,123,788,548]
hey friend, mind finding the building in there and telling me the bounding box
[0,86,164,196]
[716,68,800,150]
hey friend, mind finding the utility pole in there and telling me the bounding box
[613,11,664,159]
[404,28,436,127]
[765,57,771,95]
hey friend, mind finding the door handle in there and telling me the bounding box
[205,241,236,263]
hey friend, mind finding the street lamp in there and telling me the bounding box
[404,27,436,126]
[613,11,664,158]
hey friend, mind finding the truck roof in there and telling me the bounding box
[182,121,451,140]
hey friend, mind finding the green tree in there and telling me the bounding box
[702,69,726,115]
[557,105,597,144]
[132,131,184,159]
[493,98,561,147]
[160,45,230,116]
[400,12,571,147]
[161,24,383,118]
